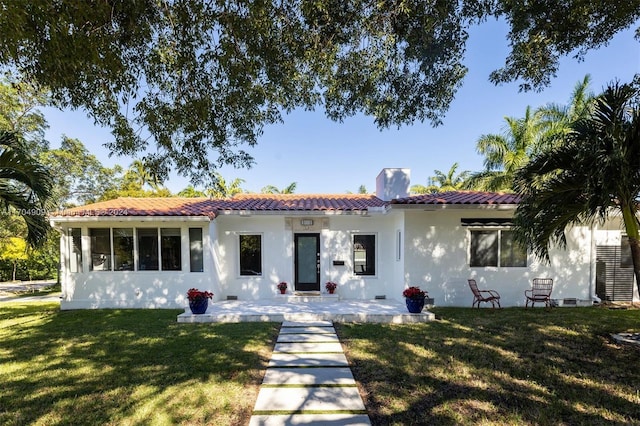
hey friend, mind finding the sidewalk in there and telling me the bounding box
[249,320,371,426]
[0,280,60,302]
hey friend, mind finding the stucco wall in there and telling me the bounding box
[58,220,213,309]
[403,209,594,307]
[212,213,403,300]
[56,207,627,309]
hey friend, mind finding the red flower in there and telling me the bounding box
[325,281,337,291]
[277,282,288,291]
[187,288,213,301]
[403,286,427,299]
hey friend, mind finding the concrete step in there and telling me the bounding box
[249,413,371,426]
[282,320,333,327]
[252,386,366,412]
[274,341,344,353]
[277,333,339,343]
[279,326,336,334]
[261,367,356,385]
[269,352,349,367]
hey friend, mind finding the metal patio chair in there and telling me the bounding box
[468,279,501,308]
[525,278,554,308]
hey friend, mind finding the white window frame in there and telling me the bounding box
[469,228,527,268]
[238,233,263,277]
[352,232,377,277]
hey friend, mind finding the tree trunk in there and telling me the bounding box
[629,237,640,299]
[12,261,16,281]
[621,204,640,298]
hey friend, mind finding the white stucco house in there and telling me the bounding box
[49,168,639,309]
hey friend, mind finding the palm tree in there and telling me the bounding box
[467,106,544,192]
[411,163,470,194]
[538,74,595,147]
[127,159,161,190]
[206,173,244,198]
[177,185,206,197]
[0,131,53,247]
[513,81,640,297]
[261,182,297,194]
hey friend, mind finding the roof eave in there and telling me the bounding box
[215,209,385,216]
[390,203,518,211]
[49,215,214,225]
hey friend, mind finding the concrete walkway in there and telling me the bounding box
[249,320,371,426]
[178,299,435,324]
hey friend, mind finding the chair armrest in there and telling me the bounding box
[479,290,500,298]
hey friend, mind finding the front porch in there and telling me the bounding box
[177,298,436,323]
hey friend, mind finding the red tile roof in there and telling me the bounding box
[390,191,521,205]
[53,197,219,218]
[52,194,387,218]
[214,194,387,212]
[51,192,520,218]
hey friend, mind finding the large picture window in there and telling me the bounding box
[353,234,376,275]
[86,227,185,271]
[470,229,527,267]
[239,234,262,276]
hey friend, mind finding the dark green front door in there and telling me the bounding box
[294,233,320,291]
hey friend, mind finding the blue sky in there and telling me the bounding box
[42,19,639,195]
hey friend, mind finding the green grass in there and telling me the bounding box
[0,302,279,426]
[336,307,640,425]
[3,303,639,425]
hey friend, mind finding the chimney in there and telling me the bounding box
[376,168,410,201]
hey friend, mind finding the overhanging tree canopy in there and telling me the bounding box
[1,0,638,182]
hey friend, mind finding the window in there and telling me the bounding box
[86,227,185,271]
[500,231,527,267]
[189,228,204,272]
[239,234,262,276]
[137,228,159,270]
[69,228,82,273]
[161,228,181,270]
[113,228,134,270]
[353,234,376,275]
[89,228,111,271]
[470,230,527,267]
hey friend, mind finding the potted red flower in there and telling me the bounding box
[402,286,428,313]
[325,281,337,294]
[187,288,213,314]
[277,281,288,294]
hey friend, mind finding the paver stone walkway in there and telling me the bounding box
[249,320,371,426]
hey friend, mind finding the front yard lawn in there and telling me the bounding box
[337,306,640,425]
[0,302,279,426]
[2,303,639,425]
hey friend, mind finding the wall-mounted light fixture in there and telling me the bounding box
[300,219,314,226]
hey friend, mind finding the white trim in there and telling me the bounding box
[216,210,377,216]
[237,232,264,278]
[468,228,527,268]
[50,215,211,224]
[352,232,378,278]
[393,204,518,211]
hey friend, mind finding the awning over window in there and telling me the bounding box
[461,218,514,227]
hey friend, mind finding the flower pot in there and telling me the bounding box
[328,289,335,294]
[279,289,286,294]
[405,297,425,313]
[189,298,208,314]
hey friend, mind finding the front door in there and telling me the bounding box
[294,233,320,291]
